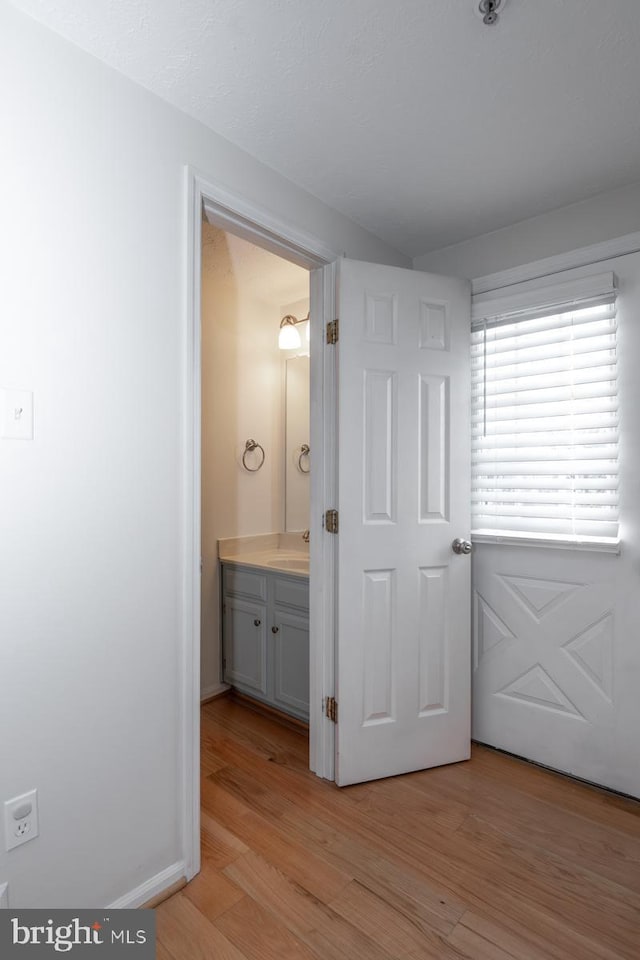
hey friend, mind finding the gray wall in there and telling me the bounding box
[414,180,640,280]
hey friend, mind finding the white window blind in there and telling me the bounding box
[471,292,618,542]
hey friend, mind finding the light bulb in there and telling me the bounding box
[278,323,301,350]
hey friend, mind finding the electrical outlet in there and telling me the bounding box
[4,790,39,852]
[0,882,8,907]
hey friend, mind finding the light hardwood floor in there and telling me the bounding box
[156,695,640,960]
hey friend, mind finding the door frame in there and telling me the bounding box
[181,166,338,880]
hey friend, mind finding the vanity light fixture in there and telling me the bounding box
[278,313,309,350]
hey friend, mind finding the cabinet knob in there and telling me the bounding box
[254,619,261,627]
[271,626,279,634]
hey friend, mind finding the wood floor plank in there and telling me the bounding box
[156,698,640,960]
[201,776,353,902]
[223,851,328,935]
[412,746,640,853]
[222,852,399,960]
[445,921,519,960]
[454,910,626,960]
[210,763,295,821]
[183,863,245,921]
[327,879,470,960]
[156,893,249,960]
[338,786,640,960]
[202,701,308,769]
[275,768,640,956]
[468,745,640,835]
[412,758,640,893]
[281,800,635,960]
[280,806,465,934]
[199,723,347,809]
[271,764,640,956]
[335,799,639,958]
[214,896,318,960]
[200,810,248,869]
[457,813,640,919]
[200,736,231,778]
[204,699,640,957]
[355,771,469,833]
[223,852,463,960]
[155,943,178,960]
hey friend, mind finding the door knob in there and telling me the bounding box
[254,619,261,627]
[452,538,472,555]
[271,626,279,634]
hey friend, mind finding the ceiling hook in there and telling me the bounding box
[477,0,506,26]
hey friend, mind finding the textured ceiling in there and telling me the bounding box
[11,0,640,257]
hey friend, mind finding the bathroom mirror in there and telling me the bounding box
[284,356,310,532]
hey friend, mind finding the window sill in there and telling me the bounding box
[471,531,621,554]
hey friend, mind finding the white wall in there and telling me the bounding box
[0,2,408,908]
[416,207,640,798]
[414,180,640,280]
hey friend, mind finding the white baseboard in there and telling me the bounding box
[200,682,229,703]
[107,860,186,909]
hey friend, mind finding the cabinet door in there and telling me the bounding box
[223,597,267,697]
[271,606,310,720]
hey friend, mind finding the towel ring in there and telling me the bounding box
[297,443,310,474]
[242,439,265,472]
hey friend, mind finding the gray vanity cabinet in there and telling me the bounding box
[223,596,268,698]
[221,563,309,721]
[272,607,310,718]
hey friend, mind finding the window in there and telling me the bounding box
[471,274,619,545]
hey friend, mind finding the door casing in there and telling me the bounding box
[182,166,339,881]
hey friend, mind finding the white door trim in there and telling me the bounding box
[181,166,338,881]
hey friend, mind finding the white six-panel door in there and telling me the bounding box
[335,259,471,786]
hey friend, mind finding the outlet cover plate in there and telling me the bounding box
[4,789,39,851]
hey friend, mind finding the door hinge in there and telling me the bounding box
[324,509,339,534]
[326,318,339,345]
[325,696,338,723]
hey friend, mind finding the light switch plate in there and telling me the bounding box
[1,389,34,440]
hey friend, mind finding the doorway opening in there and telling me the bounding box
[200,219,312,739]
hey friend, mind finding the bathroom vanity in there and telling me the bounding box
[219,535,310,722]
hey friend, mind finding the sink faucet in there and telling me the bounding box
[302,530,310,543]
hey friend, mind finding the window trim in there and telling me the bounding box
[472,531,621,554]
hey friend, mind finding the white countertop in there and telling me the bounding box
[218,533,309,578]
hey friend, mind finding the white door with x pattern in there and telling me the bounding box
[472,541,619,785]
